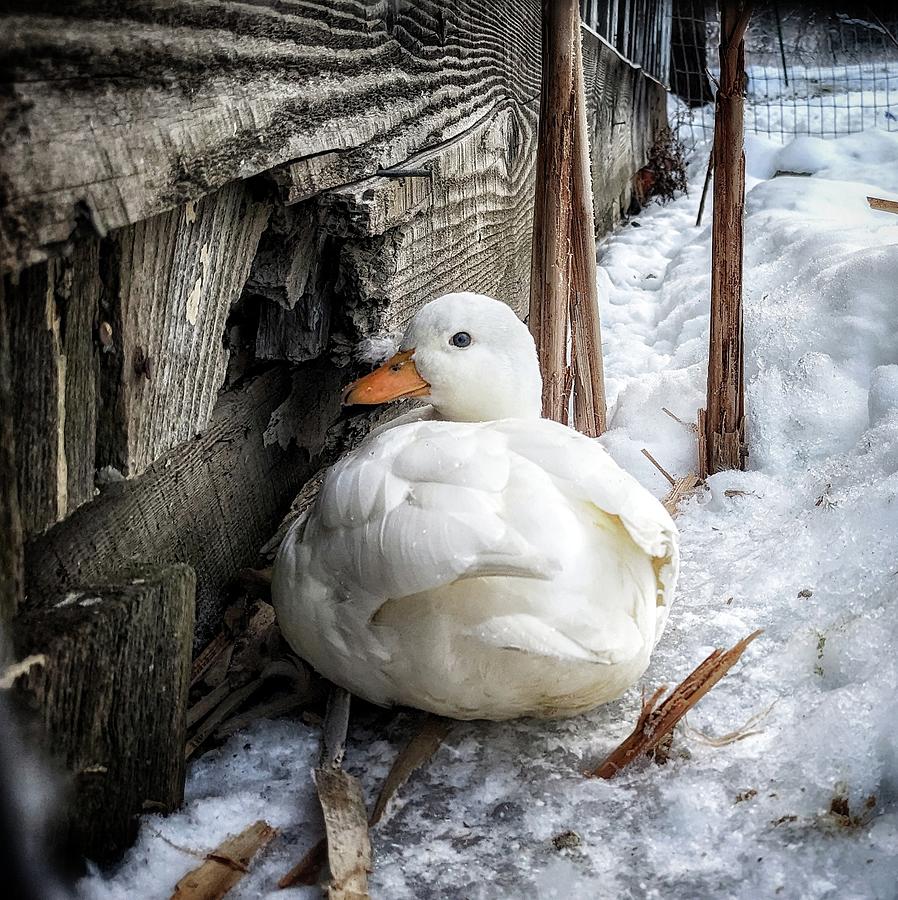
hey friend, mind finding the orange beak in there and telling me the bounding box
[341,349,431,406]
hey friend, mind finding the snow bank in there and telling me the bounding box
[80,131,898,899]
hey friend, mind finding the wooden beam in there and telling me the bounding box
[25,362,343,650]
[702,1,750,475]
[9,564,195,863]
[0,1,542,275]
[0,282,24,624]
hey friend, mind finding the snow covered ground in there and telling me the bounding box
[80,132,898,899]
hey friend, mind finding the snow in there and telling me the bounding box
[80,132,898,899]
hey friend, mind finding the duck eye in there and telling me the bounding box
[450,331,472,348]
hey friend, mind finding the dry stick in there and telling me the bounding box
[369,716,455,828]
[186,680,232,731]
[190,632,233,689]
[588,629,763,779]
[171,820,276,900]
[868,196,898,215]
[282,686,371,899]
[185,678,264,760]
[662,473,701,518]
[695,150,714,227]
[641,449,676,487]
[661,407,697,432]
[278,714,454,890]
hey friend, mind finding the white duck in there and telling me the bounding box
[272,292,678,720]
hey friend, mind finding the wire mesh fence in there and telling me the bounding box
[670,2,898,149]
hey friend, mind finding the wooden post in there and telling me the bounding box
[0,282,24,628]
[9,564,195,863]
[702,1,751,476]
[529,0,607,434]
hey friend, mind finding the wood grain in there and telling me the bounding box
[25,361,344,648]
[99,183,270,476]
[9,563,195,863]
[704,2,749,474]
[1,0,541,275]
[171,819,276,900]
[0,282,24,623]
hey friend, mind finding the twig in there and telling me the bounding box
[662,473,701,518]
[170,820,276,900]
[641,449,676,486]
[682,699,775,747]
[278,713,454,890]
[661,407,697,432]
[185,678,264,760]
[186,680,232,731]
[190,632,233,689]
[696,151,714,227]
[587,629,763,778]
[868,196,898,215]
[369,715,454,828]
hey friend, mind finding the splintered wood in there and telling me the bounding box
[868,196,898,215]
[171,820,276,900]
[588,629,763,779]
[278,714,454,891]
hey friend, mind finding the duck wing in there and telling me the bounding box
[492,417,679,644]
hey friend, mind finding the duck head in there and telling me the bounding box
[342,292,543,421]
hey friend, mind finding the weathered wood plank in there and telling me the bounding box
[247,203,334,363]
[4,242,103,534]
[0,281,24,623]
[324,99,537,344]
[581,29,666,235]
[1,0,541,274]
[25,362,343,648]
[98,183,270,477]
[9,563,195,863]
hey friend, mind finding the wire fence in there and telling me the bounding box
[670,2,898,149]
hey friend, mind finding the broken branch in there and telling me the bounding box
[171,820,276,900]
[588,629,763,779]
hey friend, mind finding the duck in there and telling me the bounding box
[272,292,678,720]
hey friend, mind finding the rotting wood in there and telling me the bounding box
[703,1,751,475]
[588,629,763,779]
[0,282,23,625]
[314,767,372,900]
[190,633,234,689]
[26,361,343,650]
[0,1,542,275]
[4,240,102,534]
[171,820,276,900]
[99,183,270,477]
[662,473,701,518]
[867,196,898,215]
[279,712,454,889]
[9,564,195,863]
